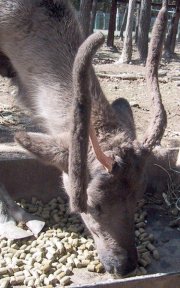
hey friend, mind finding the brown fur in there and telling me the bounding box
[0,0,172,276]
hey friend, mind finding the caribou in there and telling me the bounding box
[0,0,174,276]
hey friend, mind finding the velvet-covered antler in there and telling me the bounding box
[89,123,114,172]
[69,32,105,213]
[142,1,168,149]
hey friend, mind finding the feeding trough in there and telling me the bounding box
[0,144,180,287]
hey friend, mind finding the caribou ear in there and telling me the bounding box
[15,131,69,173]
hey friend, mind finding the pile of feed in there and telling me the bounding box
[135,200,160,274]
[0,197,159,287]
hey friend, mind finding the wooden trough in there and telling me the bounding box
[0,144,180,287]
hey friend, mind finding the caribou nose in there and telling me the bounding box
[114,258,137,276]
[100,250,138,277]
[105,261,137,277]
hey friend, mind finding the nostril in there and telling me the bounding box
[114,261,137,277]
[102,263,114,274]
[113,254,137,276]
[103,260,137,277]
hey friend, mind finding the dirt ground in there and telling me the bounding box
[0,41,180,286]
[94,41,180,148]
[0,41,179,147]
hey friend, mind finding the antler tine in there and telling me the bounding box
[142,2,168,150]
[89,123,114,172]
[69,32,105,213]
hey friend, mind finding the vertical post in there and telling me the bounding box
[119,4,128,40]
[135,3,141,43]
[107,0,118,47]
[89,0,98,34]
[170,0,180,53]
[79,0,93,38]
[118,0,136,63]
[137,0,152,61]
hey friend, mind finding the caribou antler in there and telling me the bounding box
[142,2,168,149]
[89,123,114,172]
[69,32,105,213]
